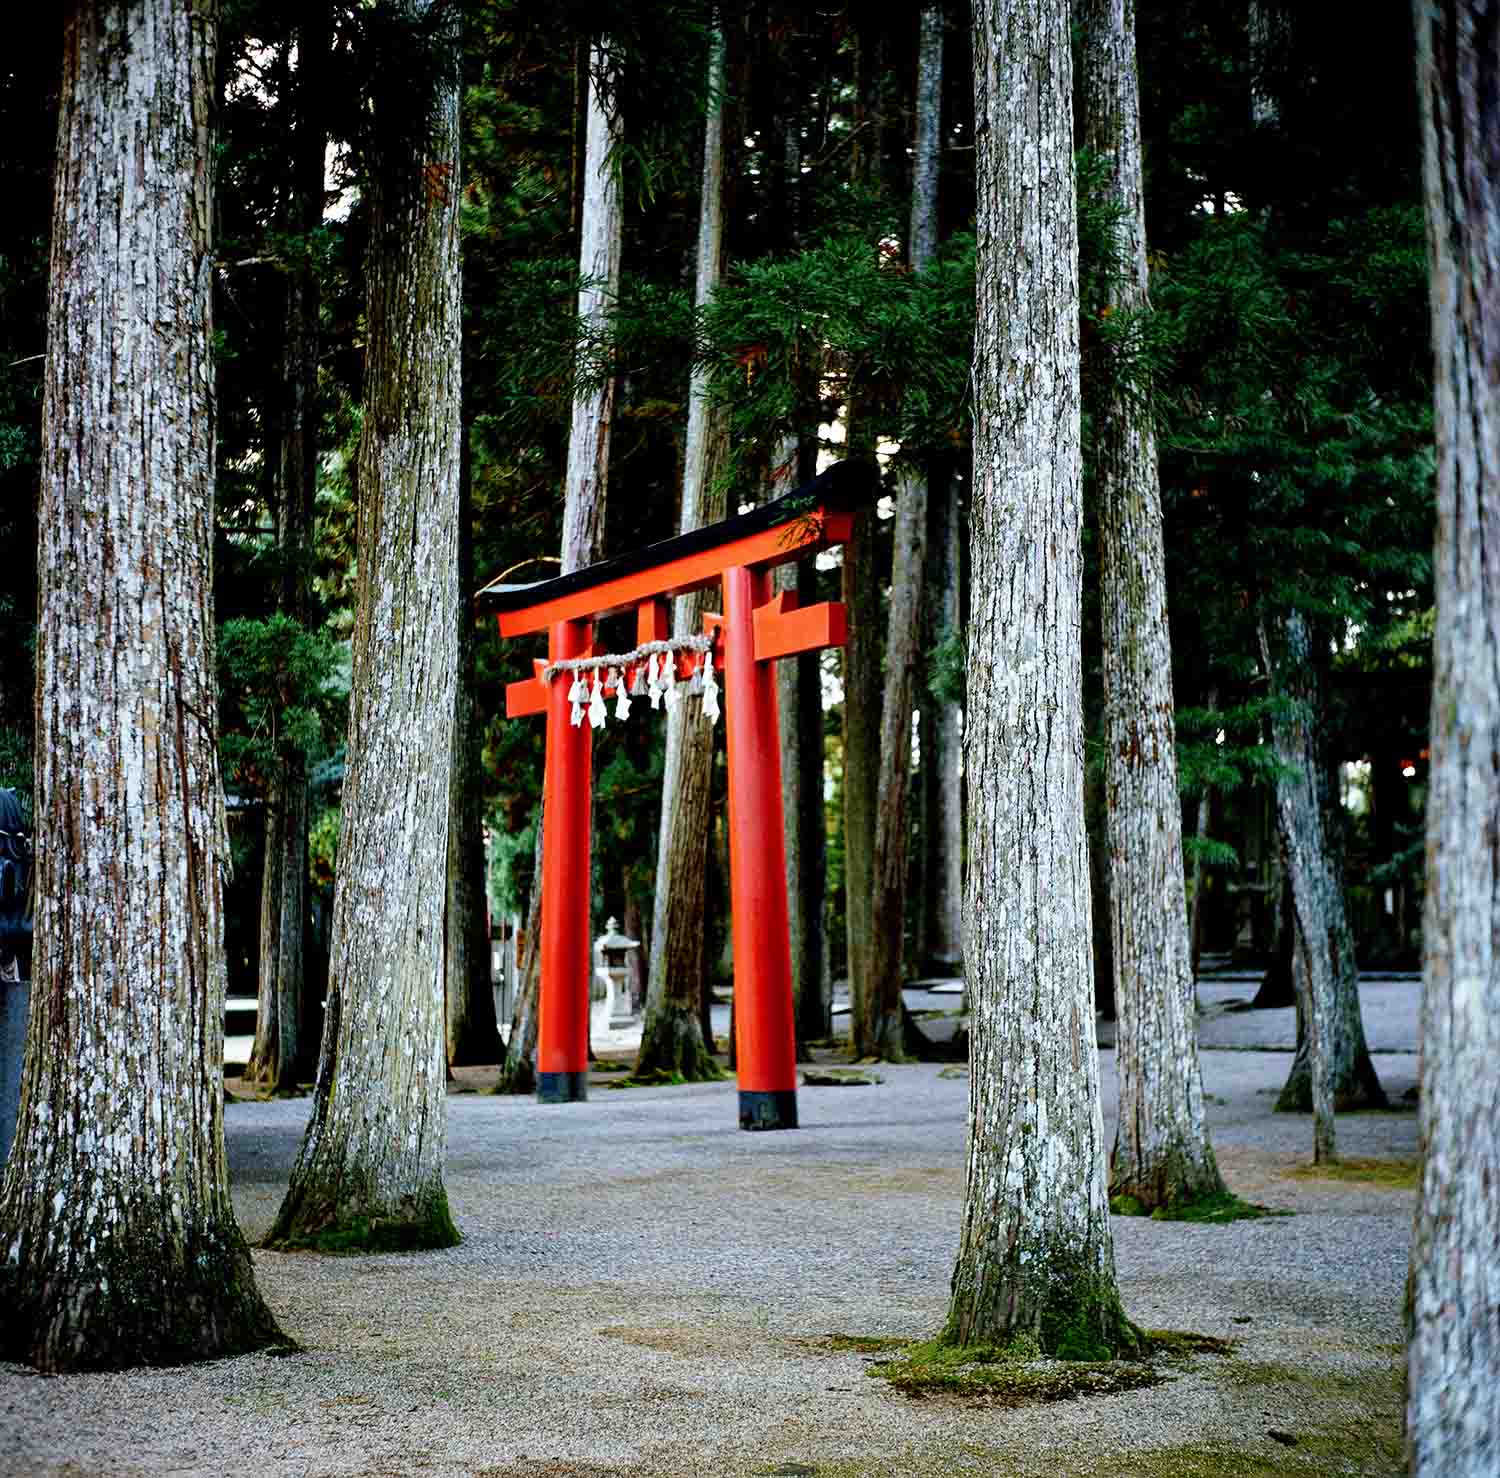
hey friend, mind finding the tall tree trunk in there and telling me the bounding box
[0,0,285,1370]
[945,0,1136,1357]
[1081,0,1225,1213]
[864,480,928,1058]
[1259,610,1386,1142]
[784,546,831,1054]
[1408,4,1500,1465]
[266,0,463,1250]
[446,446,500,1068]
[635,28,726,1083]
[842,506,882,1057]
[920,460,964,976]
[495,864,542,1094]
[842,18,887,1060]
[246,5,329,1093]
[559,39,620,570]
[494,39,621,1094]
[862,5,944,1061]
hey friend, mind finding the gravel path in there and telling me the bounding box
[0,984,1420,1478]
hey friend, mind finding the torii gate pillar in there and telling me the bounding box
[479,463,872,1130]
[721,564,797,1128]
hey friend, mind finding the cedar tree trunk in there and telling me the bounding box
[266,0,463,1250]
[494,39,620,1092]
[636,27,726,1083]
[1259,609,1386,1143]
[1407,4,1500,1468]
[944,0,1137,1358]
[445,450,500,1068]
[1080,0,1225,1211]
[0,0,285,1370]
[246,4,329,1092]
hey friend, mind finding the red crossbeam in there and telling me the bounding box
[495,506,853,639]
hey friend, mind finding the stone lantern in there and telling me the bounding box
[593,916,641,1030]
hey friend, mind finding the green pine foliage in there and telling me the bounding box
[217,615,346,800]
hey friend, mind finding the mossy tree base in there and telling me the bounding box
[1108,1146,1231,1219]
[490,1057,536,1096]
[0,1220,289,1373]
[849,1325,1234,1406]
[632,1004,724,1083]
[264,1180,460,1255]
[1275,1048,1388,1113]
[1110,1189,1288,1224]
[944,1260,1146,1362]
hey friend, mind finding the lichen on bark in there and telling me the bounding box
[265,0,463,1251]
[0,0,286,1372]
[1080,0,1226,1214]
[944,0,1135,1359]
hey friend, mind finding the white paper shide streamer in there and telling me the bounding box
[550,633,719,732]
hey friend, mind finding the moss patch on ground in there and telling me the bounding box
[802,1067,884,1086]
[818,1334,911,1355]
[818,1324,1237,1410]
[1140,1329,1237,1358]
[1110,1189,1290,1224]
[603,1069,688,1089]
[862,1335,1168,1404]
[1284,1156,1419,1190]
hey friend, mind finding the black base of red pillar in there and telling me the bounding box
[538,1071,588,1104]
[739,1089,798,1131]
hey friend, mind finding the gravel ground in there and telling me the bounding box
[0,982,1420,1478]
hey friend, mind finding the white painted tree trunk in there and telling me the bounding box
[946,0,1135,1357]
[1080,0,1224,1212]
[267,0,462,1249]
[1407,4,1500,1468]
[0,0,284,1371]
[638,28,726,1082]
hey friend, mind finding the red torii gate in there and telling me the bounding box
[478,462,874,1130]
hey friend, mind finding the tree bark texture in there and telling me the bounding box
[842,507,882,1056]
[921,463,965,975]
[1080,0,1224,1212]
[865,475,928,1058]
[247,4,329,1092]
[445,457,500,1068]
[1259,610,1386,1134]
[782,551,831,1053]
[909,6,944,272]
[495,39,620,1093]
[495,861,541,1094]
[637,28,726,1083]
[267,0,462,1250]
[945,0,1135,1357]
[842,24,887,1059]
[1408,4,1500,1468]
[861,6,944,1060]
[0,0,285,1371]
[913,9,962,982]
[559,40,622,573]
